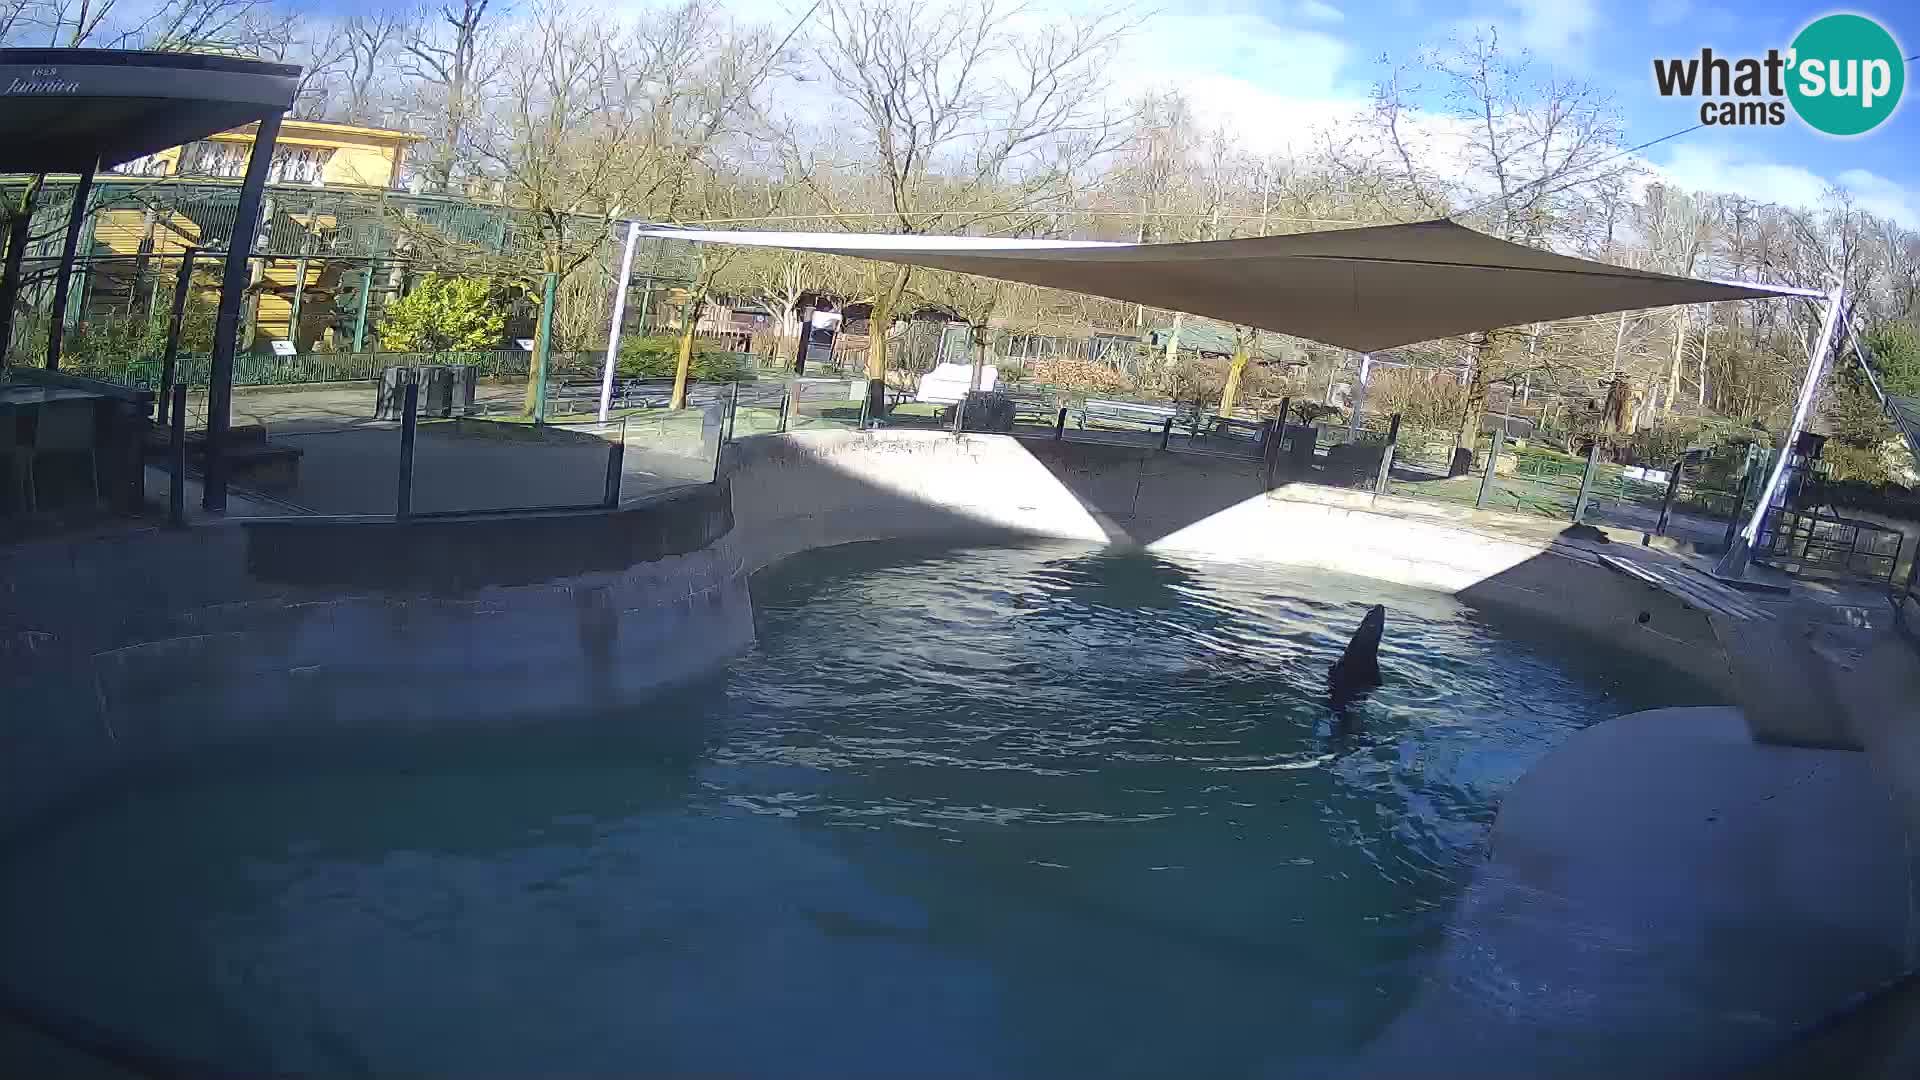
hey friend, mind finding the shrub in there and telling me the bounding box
[379,274,508,353]
[1025,354,1135,396]
[616,334,752,382]
[1363,368,1470,432]
[1822,442,1892,485]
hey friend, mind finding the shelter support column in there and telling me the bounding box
[204,111,282,512]
[0,176,39,366]
[45,160,95,371]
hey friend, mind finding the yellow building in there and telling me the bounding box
[111,117,422,189]
[85,118,424,350]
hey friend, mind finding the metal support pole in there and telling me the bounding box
[45,161,97,371]
[1347,352,1372,439]
[724,380,739,443]
[1719,467,1750,552]
[532,271,557,426]
[1573,440,1602,523]
[203,112,281,513]
[599,221,640,422]
[168,383,187,528]
[1715,286,1844,578]
[396,379,418,520]
[1374,412,1401,495]
[1266,397,1291,492]
[1054,406,1067,441]
[1477,427,1505,509]
[602,419,625,509]
[0,177,39,366]
[353,263,372,353]
[777,384,791,433]
[1160,417,1173,451]
[157,248,197,426]
[1651,455,1685,541]
[288,253,308,349]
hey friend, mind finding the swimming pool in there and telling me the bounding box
[0,541,1716,1076]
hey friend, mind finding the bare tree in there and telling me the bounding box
[126,0,281,51]
[339,12,409,124]
[1366,28,1633,447]
[799,0,1134,415]
[403,0,500,194]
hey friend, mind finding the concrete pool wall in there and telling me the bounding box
[0,425,1756,836]
[725,428,1741,697]
[0,485,753,837]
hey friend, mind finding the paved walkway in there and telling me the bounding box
[170,382,714,516]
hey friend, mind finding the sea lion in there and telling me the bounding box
[1328,604,1385,711]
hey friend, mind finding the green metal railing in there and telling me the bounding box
[56,349,608,391]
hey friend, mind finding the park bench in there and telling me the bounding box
[1002,385,1058,425]
[1079,398,1177,430]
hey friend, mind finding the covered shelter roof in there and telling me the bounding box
[0,48,300,172]
[641,219,1813,353]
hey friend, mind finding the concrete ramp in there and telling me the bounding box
[1354,707,1913,1078]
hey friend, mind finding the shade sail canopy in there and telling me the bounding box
[642,218,1808,353]
[0,49,300,173]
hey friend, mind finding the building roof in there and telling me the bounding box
[640,219,1813,353]
[0,48,300,172]
[210,117,426,144]
[1145,322,1300,362]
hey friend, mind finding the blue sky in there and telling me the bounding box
[315,0,1916,223]
[1117,0,1918,223]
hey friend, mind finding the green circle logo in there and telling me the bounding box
[1787,13,1905,136]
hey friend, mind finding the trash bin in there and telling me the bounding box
[959,390,1015,432]
[378,365,474,419]
[375,366,411,419]
[447,364,476,416]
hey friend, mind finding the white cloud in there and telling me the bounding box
[1107,7,1367,156]
[1293,0,1345,23]
[1458,0,1598,64]
[1836,169,1920,229]
[1652,145,1920,228]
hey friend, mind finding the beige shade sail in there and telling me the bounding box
[640,218,1807,353]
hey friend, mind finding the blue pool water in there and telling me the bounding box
[0,542,1715,1076]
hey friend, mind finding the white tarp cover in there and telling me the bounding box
[642,218,1800,353]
